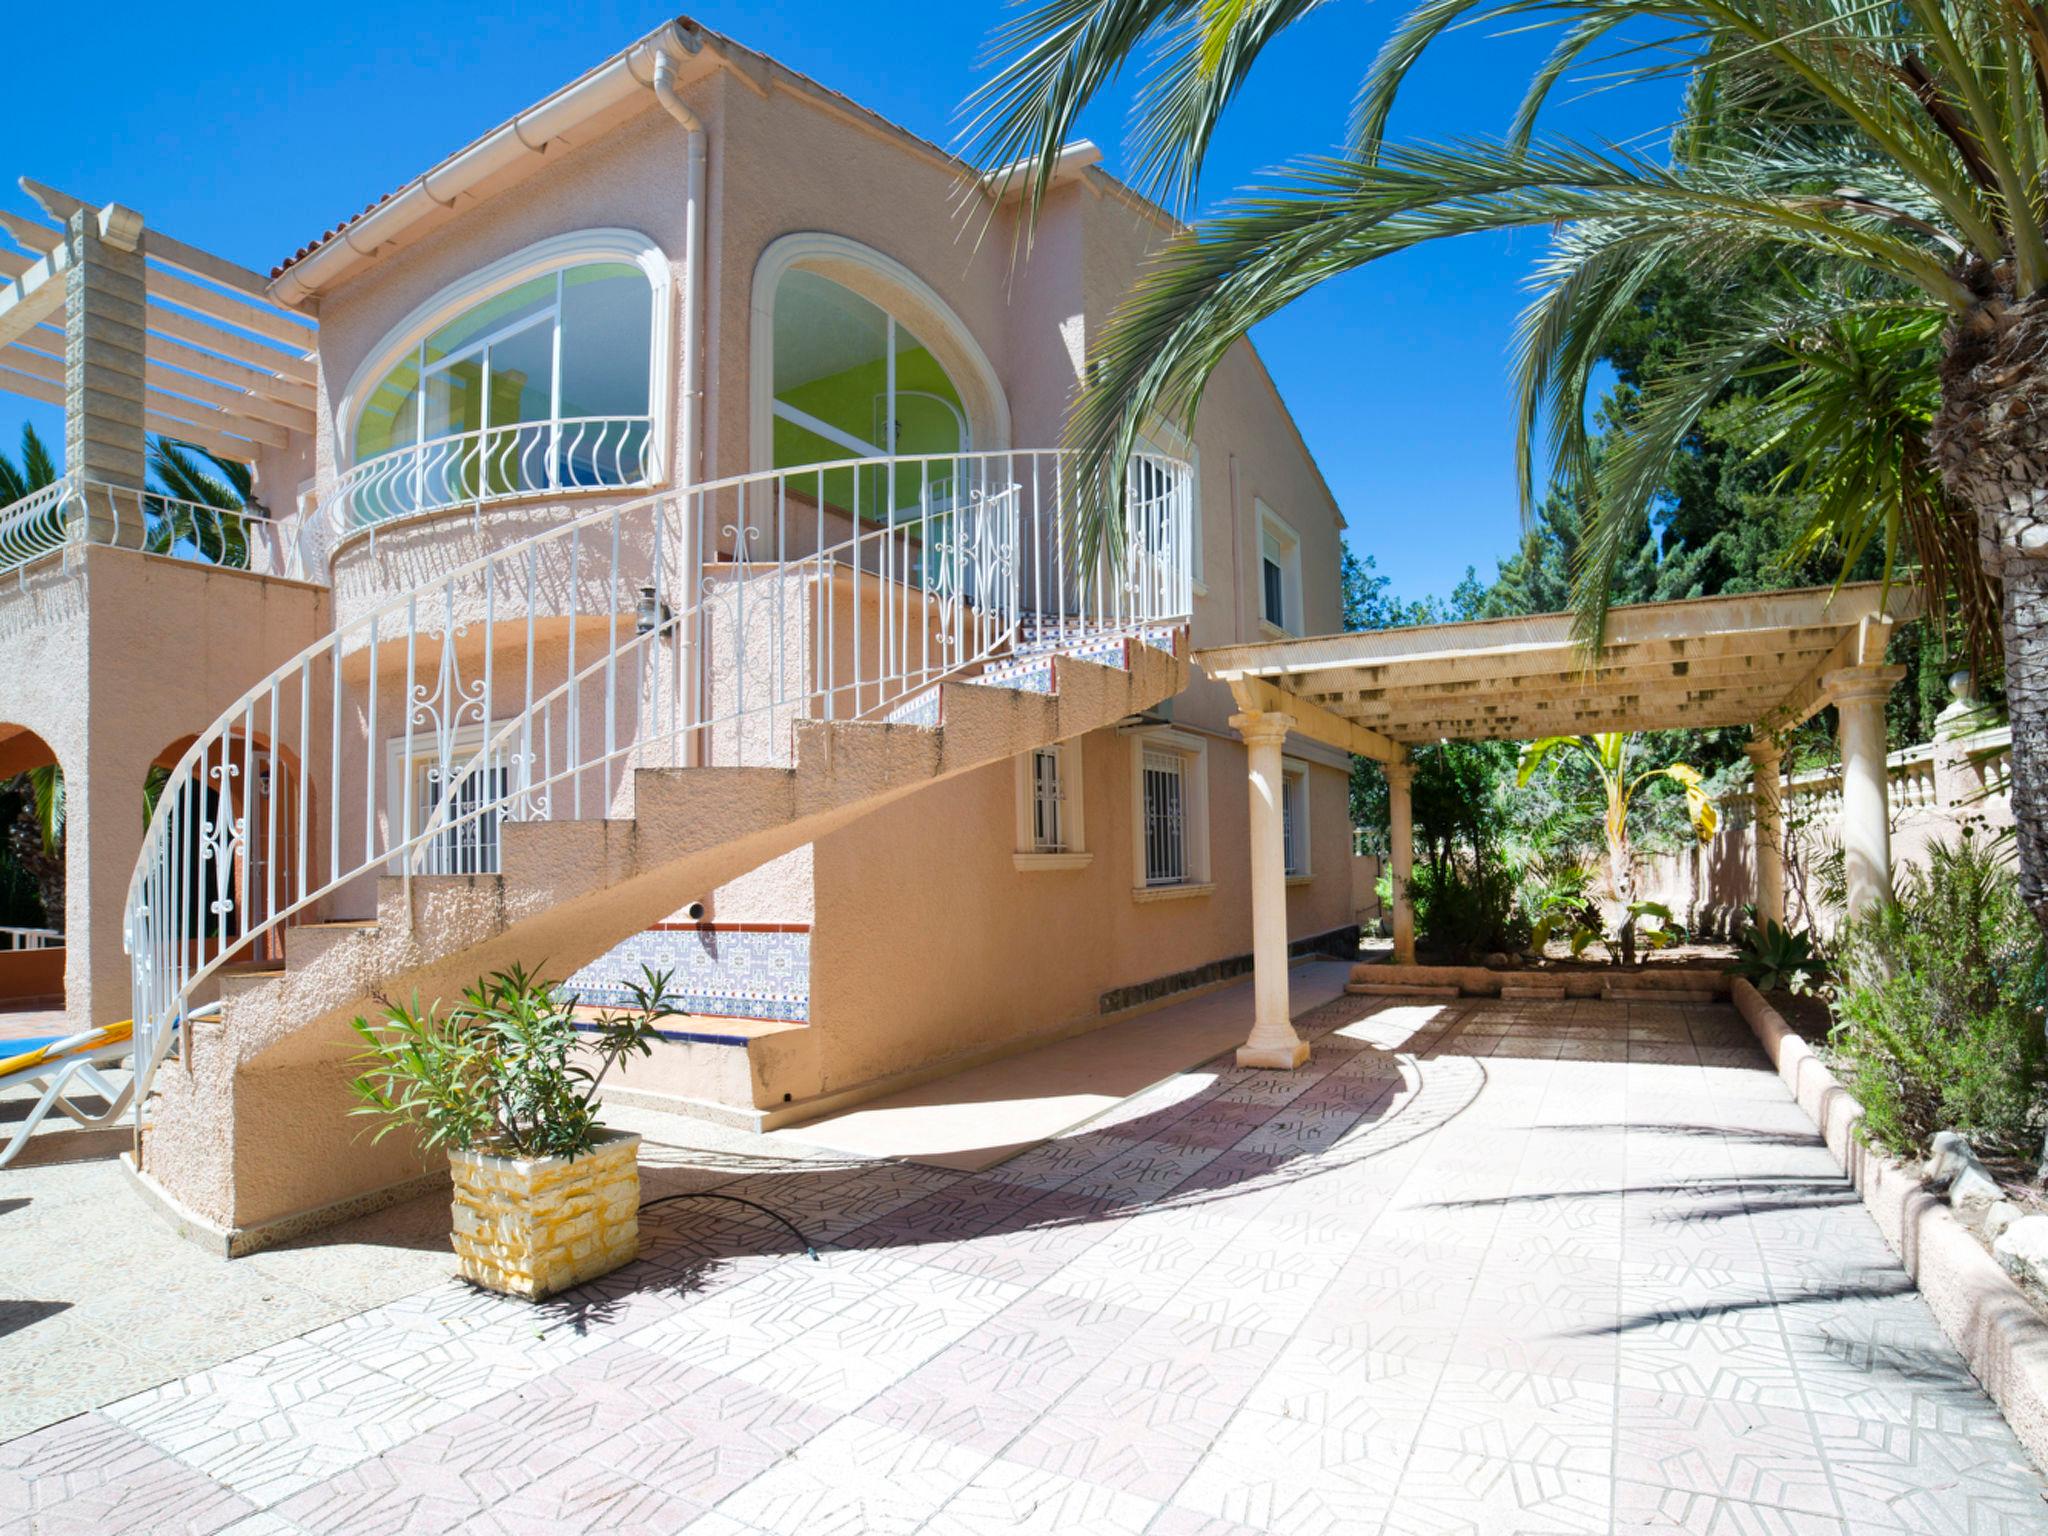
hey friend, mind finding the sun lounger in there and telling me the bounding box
[0,1021,136,1168]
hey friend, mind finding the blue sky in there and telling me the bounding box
[1,0,1678,604]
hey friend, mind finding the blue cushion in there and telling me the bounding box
[0,1037,65,1057]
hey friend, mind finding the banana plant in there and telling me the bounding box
[1518,733,1716,964]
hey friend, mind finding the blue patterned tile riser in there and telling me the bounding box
[880,687,943,727]
[1016,618,1178,661]
[565,925,809,1023]
[966,654,1058,693]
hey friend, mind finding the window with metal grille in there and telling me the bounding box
[1283,769,1308,877]
[1142,748,1188,885]
[418,757,511,875]
[1031,746,1067,852]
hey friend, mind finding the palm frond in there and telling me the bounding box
[959,0,1328,223]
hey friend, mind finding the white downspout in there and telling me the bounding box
[652,44,707,766]
[652,46,705,492]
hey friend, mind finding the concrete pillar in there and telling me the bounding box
[1744,736,1785,929]
[1828,665,1906,918]
[63,205,148,547]
[1385,756,1416,965]
[1231,710,1309,1071]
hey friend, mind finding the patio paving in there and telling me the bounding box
[5,992,2046,1534]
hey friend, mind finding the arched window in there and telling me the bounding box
[341,235,666,525]
[752,235,1008,525]
[770,270,970,468]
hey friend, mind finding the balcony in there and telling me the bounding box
[307,416,659,572]
[0,477,295,586]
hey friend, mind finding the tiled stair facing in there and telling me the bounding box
[1017,616,1182,659]
[877,619,1182,729]
[141,638,1190,1238]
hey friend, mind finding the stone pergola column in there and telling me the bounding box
[1385,755,1416,965]
[64,204,148,545]
[1744,735,1786,928]
[1231,710,1310,1070]
[1827,664,1906,917]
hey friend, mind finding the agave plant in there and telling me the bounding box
[1733,919,1825,994]
[966,0,2048,938]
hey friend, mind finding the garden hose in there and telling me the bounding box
[638,1190,820,1260]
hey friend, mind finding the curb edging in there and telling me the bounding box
[1731,977,2048,1465]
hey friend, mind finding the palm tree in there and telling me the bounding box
[965,0,2048,935]
[0,422,58,507]
[1517,732,1716,961]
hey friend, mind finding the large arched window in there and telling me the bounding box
[771,270,969,468]
[752,234,1008,523]
[340,233,667,525]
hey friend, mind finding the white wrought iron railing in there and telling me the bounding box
[0,477,293,585]
[307,415,657,568]
[0,926,61,951]
[125,448,1193,1114]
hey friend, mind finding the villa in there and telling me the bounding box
[0,18,1358,1249]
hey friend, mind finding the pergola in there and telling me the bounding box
[0,179,315,470]
[1195,581,1922,1069]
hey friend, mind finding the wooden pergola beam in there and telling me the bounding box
[0,344,288,450]
[1307,649,1840,711]
[0,244,318,402]
[1758,615,1895,735]
[0,340,304,442]
[20,178,302,313]
[0,240,68,353]
[1201,583,1914,684]
[0,363,256,462]
[1226,676,1407,763]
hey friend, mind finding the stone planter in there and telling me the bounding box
[448,1128,641,1299]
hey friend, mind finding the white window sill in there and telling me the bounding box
[1014,851,1094,872]
[1132,881,1216,904]
[1258,618,1291,639]
[1286,873,1313,886]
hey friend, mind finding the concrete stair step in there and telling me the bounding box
[1346,982,1460,1000]
[1498,983,1570,1001]
[283,919,379,971]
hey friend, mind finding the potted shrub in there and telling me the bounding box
[348,963,670,1300]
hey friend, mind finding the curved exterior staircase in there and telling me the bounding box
[122,450,1193,1246]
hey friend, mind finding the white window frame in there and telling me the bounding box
[1281,756,1313,882]
[337,228,673,481]
[383,722,509,876]
[1014,740,1091,870]
[1257,499,1303,636]
[1126,726,1213,900]
[1138,418,1201,595]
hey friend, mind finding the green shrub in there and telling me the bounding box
[1733,921,1825,994]
[349,963,670,1160]
[1829,832,2048,1160]
[1413,857,1528,962]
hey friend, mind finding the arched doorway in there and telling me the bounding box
[0,726,65,1008]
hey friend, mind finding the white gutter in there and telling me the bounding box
[269,25,689,308]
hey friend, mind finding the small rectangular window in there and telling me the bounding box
[1031,746,1067,852]
[1262,557,1285,629]
[1282,769,1308,877]
[416,756,509,875]
[1143,749,1188,886]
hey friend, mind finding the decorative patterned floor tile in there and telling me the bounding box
[10,995,2045,1535]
